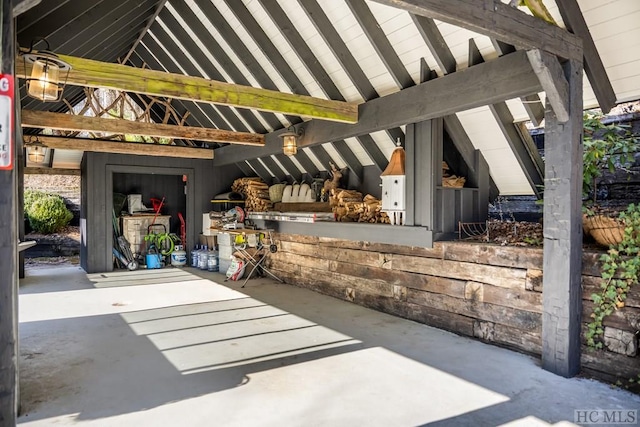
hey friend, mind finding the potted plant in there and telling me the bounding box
[582,112,638,246]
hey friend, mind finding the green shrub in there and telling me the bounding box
[24,189,48,213]
[27,194,73,234]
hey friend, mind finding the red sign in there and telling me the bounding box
[0,74,14,170]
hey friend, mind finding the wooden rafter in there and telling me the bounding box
[16,53,359,124]
[24,167,81,175]
[21,110,265,146]
[370,0,582,60]
[555,0,616,113]
[25,135,214,160]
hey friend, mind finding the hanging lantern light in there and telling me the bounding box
[21,39,71,102]
[280,126,300,156]
[25,139,48,164]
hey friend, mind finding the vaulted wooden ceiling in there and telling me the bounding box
[15,0,640,195]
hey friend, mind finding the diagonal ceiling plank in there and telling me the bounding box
[224,0,364,179]
[122,0,168,64]
[292,150,320,177]
[155,8,266,134]
[235,161,255,177]
[273,154,303,179]
[259,0,386,172]
[555,0,616,113]
[258,156,287,183]
[21,110,265,146]
[142,29,248,132]
[469,39,544,197]
[412,14,456,75]
[346,0,414,89]
[16,53,359,124]
[28,135,213,159]
[246,159,273,184]
[168,1,283,131]
[299,0,404,148]
[192,0,300,127]
[371,0,582,60]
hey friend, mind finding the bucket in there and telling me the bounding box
[146,253,162,269]
[171,250,187,267]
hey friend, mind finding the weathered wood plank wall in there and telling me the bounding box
[267,233,639,384]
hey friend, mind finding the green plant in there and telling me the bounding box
[586,203,640,348]
[24,189,48,213]
[27,194,73,234]
[582,112,638,205]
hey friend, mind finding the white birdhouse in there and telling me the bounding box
[381,142,406,225]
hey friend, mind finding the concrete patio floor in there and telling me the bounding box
[17,264,640,427]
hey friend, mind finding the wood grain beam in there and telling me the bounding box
[213,50,542,166]
[16,53,358,124]
[527,49,570,123]
[371,0,582,60]
[21,110,264,146]
[24,167,80,175]
[25,135,214,159]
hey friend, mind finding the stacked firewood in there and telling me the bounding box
[232,177,272,212]
[331,191,390,223]
[442,161,466,188]
[357,195,390,223]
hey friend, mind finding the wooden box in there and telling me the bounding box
[120,215,170,256]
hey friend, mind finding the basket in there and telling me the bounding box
[583,214,625,247]
[269,183,286,203]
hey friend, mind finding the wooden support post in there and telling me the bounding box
[542,58,583,378]
[405,119,442,230]
[474,150,490,222]
[0,0,18,421]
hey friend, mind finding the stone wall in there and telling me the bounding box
[267,233,639,387]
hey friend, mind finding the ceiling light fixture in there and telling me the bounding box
[21,38,71,102]
[25,137,48,164]
[280,125,302,156]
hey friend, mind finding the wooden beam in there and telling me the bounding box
[371,0,582,60]
[26,136,214,160]
[213,50,542,166]
[542,58,583,378]
[16,54,358,124]
[21,110,263,147]
[24,167,81,175]
[527,49,570,123]
[556,0,616,113]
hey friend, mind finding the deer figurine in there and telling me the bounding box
[322,162,342,202]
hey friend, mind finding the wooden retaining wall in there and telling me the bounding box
[267,233,640,385]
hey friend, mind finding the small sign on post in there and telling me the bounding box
[0,74,13,170]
